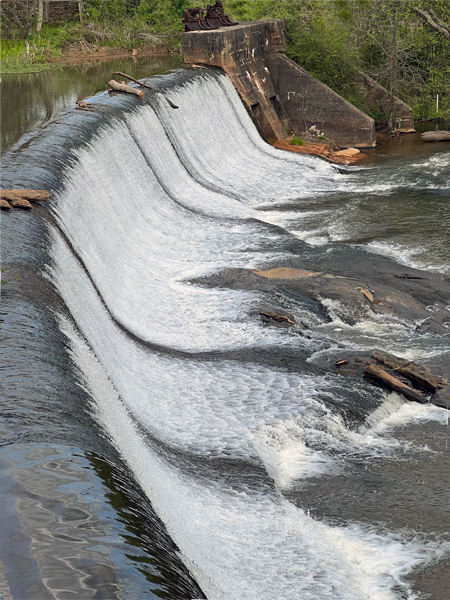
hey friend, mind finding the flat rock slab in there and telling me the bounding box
[421,130,450,141]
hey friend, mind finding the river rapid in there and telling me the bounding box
[1,66,449,599]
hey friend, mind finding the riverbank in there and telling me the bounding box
[1,23,182,75]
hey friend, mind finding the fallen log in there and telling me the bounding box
[259,311,295,325]
[372,350,445,392]
[112,71,179,109]
[421,130,450,142]
[107,80,145,98]
[11,198,33,210]
[1,189,50,202]
[1,198,11,210]
[364,364,428,403]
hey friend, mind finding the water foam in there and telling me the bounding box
[61,312,449,600]
[46,68,450,599]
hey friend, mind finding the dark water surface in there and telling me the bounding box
[1,56,183,152]
[1,64,449,599]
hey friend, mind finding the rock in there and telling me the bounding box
[421,130,450,141]
[252,267,322,279]
[1,198,11,210]
[334,148,361,157]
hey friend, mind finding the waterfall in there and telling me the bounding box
[3,68,449,600]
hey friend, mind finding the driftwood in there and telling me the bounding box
[372,350,446,392]
[76,100,95,112]
[334,350,449,408]
[355,287,374,303]
[1,189,50,202]
[112,71,179,109]
[1,199,11,210]
[11,198,33,210]
[108,80,145,98]
[421,131,450,142]
[364,364,428,403]
[259,311,295,325]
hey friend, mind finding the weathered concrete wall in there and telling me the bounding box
[354,72,415,132]
[183,20,376,147]
[268,54,375,147]
[184,20,287,140]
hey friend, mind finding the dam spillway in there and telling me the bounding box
[1,66,450,599]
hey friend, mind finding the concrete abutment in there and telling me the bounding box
[183,20,376,147]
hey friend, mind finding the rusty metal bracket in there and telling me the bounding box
[183,7,218,32]
[205,1,237,28]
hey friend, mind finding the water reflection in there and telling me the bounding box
[0,56,183,152]
[0,443,205,599]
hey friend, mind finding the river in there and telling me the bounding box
[1,60,449,600]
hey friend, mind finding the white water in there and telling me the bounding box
[48,70,449,598]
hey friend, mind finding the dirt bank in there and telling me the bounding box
[49,44,180,65]
[270,139,367,165]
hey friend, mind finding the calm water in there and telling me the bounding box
[1,64,449,599]
[0,56,183,152]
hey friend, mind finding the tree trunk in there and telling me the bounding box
[36,0,43,32]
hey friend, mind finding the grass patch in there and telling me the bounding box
[289,136,305,146]
[1,21,181,74]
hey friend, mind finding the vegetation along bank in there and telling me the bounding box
[2,0,449,127]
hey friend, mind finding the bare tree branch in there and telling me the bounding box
[412,7,450,39]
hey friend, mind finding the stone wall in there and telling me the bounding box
[183,20,376,147]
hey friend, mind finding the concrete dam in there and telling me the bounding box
[184,19,376,147]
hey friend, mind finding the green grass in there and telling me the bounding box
[1,21,181,74]
[289,136,305,146]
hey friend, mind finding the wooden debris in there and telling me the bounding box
[421,130,450,142]
[364,364,428,403]
[76,100,95,112]
[372,350,446,392]
[259,311,295,325]
[1,198,11,210]
[332,349,450,408]
[355,287,374,303]
[112,71,179,108]
[1,189,50,202]
[108,80,145,98]
[11,198,33,210]
[1,190,18,201]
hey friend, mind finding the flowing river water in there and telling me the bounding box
[1,61,449,600]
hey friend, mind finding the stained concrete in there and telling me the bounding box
[354,72,415,132]
[184,20,376,147]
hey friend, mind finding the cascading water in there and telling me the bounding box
[2,67,449,599]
